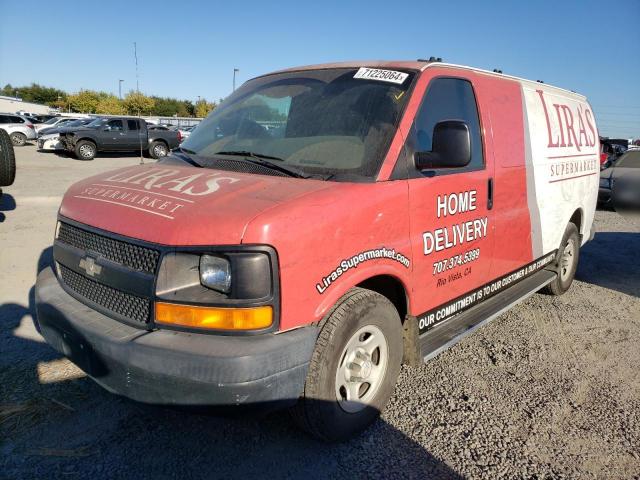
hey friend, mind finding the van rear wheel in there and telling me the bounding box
[291,287,402,442]
[543,223,580,296]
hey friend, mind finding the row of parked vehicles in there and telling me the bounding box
[0,112,197,160]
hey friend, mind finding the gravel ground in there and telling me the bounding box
[1,146,639,479]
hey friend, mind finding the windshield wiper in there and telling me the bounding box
[213,150,309,178]
[214,150,285,161]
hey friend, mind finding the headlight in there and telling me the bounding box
[156,250,274,301]
[199,255,231,293]
[154,248,277,332]
[599,177,611,188]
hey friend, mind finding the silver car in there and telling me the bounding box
[0,113,37,146]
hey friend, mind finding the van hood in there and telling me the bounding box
[59,164,333,245]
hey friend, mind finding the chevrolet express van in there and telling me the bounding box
[35,61,599,441]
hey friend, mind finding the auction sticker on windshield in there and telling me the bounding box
[353,67,409,84]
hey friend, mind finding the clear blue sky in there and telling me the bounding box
[1,0,638,137]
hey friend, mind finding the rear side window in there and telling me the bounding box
[127,120,140,130]
[406,77,484,175]
[616,151,640,168]
[11,116,25,123]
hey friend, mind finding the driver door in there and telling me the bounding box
[101,119,125,150]
[405,74,495,332]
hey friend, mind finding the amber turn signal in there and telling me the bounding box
[155,303,273,330]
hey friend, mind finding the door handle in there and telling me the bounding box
[487,178,494,210]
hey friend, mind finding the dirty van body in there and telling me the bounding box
[35,61,599,441]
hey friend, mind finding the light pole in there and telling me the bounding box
[233,68,239,92]
[119,80,124,99]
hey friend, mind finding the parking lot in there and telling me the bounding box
[1,144,639,479]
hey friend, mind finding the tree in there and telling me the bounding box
[195,98,216,118]
[1,84,14,97]
[123,91,155,115]
[96,95,126,115]
[67,90,101,113]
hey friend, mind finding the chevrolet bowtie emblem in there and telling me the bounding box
[79,257,102,277]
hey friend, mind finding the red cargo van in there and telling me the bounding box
[36,61,599,441]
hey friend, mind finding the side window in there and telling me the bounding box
[0,115,9,123]
[407,78,484,174]
[127,120,140,130]
[12,116,25,124]
[107,120,124,131]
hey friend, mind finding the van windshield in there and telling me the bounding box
[181,68,415,181]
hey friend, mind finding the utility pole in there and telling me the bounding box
[119,79,124,99]
[134,42,139,93]
[233,68,239,92]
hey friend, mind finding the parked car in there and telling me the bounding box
[35,116,85,133]
[37,117,84,137]
[599,150,640,211]
[0,113,37,146]
[33,114,58,123]
[37,118,98,151]
[0,128,16,194]
[24,116,44,124]
[176,126,192,142]
[35,61,600,441]
[59,117,180,160]
[600,138,628,169]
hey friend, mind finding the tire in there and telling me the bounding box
[0,129,16,186]
[543,223,580,295]
[9,132,27,147]
[291,287,403,442]
[74,140,96,161]
[148,141,169,159]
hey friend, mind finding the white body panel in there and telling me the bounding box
[522,85,599,255]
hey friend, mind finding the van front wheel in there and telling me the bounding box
[291,287,403,442]
[544,223,580,296]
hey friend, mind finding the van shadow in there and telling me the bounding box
[1,246,460,479]
[576,231,640,298]
[0,193,17,222]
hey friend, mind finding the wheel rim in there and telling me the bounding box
[560,238,575,282]
[335,324,388,413]
[79,144,94,158]
[11,134,25,145]
[154,144,167,157]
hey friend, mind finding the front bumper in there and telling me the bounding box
[38,137,63,151]
[35,266,317,408]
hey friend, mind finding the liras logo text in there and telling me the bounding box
[537,90,597,152]
[103,168,241,196]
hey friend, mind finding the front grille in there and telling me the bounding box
[57,222,160,274]
[59,264,150,324]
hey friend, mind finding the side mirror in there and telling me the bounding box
[414,120,471,170]
[103,126,111,131]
